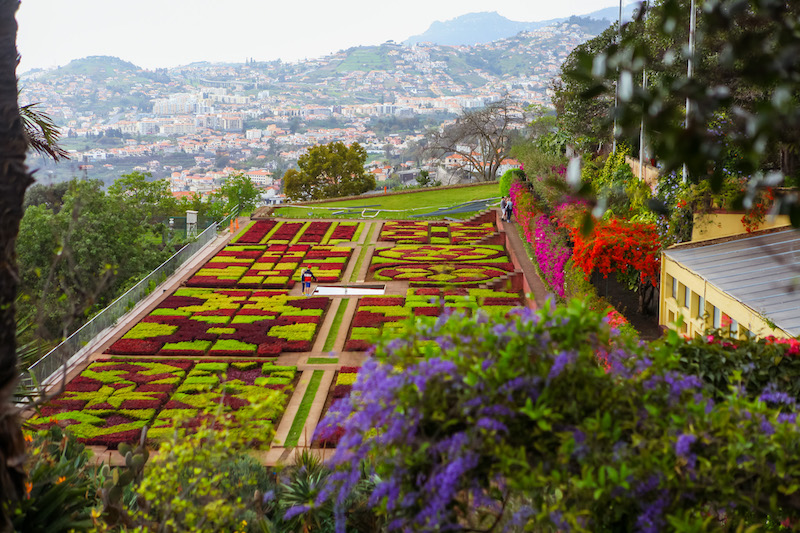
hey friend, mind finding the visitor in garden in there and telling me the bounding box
[505,197,513,223]
[301,267,318,296]
[500,197,507,222]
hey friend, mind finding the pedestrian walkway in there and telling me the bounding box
[497,209,550,307]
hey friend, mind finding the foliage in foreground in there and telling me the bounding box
[318,300,800,531]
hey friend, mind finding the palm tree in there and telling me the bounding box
[0,0,35,526]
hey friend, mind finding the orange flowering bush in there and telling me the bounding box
[570,218,661,287]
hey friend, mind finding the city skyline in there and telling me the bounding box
[17,0,622,72]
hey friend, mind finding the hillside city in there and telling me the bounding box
[21,19,599,202]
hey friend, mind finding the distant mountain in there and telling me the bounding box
[404,11,556,47]
[404,5,638,47]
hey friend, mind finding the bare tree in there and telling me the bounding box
[0,0,33,525]
[427,97,523,182]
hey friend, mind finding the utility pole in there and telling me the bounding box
[639,1,649,182]
[612,0,623,153]
[682,0,697,183]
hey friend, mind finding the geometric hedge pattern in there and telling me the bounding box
[26,359,296,449]
[105,289,329,357]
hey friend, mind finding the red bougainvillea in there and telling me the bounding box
[570,218,661,287]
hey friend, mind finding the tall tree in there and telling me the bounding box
[427,97,522,181]
[283,142,375,201]
[0,0,32,522]
[561,0,800,203]
[215,172,260,212]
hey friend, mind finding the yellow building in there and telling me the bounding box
[660,227,800,339]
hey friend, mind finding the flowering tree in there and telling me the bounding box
[315,301,800,531]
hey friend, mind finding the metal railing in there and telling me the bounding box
[21,218,227,394]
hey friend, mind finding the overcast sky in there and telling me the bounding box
[17,0,621,72]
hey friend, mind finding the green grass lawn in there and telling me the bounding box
[273,183,500,220]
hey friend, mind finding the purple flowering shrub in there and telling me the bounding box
[315,299,800,532]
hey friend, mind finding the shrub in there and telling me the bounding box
[318,300,800,532]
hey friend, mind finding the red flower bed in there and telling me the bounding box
[344,339,372,351]
[270,222,304,241]
[217,250,263,259]
[332,384,352,399]
[296,222,331,244]
[284,340,312,351]
[414,307,441,316]
[185,277,237,288]
[106,339,163,355]
[482,297,522,306]
[159,295,206,308]
[236,220,277,244]
[359,297,405,306]
[352,311,400,327]
[330,224,358,241]
[257,343,283,356]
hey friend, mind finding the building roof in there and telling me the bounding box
[664,228,800,336]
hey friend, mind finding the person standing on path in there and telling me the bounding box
[301,267,318,296]
[500,197,507,222]
[505,197,513,223]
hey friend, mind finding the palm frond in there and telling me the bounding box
[19,101,69,161]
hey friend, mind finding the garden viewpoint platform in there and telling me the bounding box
[27,210,546,466]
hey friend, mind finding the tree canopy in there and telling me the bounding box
[559,0,800,224]
[214,171,260,212]
[283,142,375,201]
[427,97,523,182]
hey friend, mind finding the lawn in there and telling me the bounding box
[272,183,499,220]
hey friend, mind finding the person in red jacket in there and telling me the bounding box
[300,267,318,296]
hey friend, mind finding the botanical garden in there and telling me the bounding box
[6,0,800,531]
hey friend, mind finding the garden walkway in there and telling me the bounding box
[499,212,549,308]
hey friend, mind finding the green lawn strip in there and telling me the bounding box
[289,221,312,245]
[322,299,348,352]
[274,183,498,219]
[307,357,339,364]
[231,220,255,243]
[284,370,324,447]
[349,224,377,283]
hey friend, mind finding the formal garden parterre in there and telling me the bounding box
[369,244,514,285]
[28,213,532,456]
[26,359,297,449]
[345,288,524,351]
[186,244,353,288]
[379,220,495,244]
[106,289,329,357]
[234,219,362,245]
